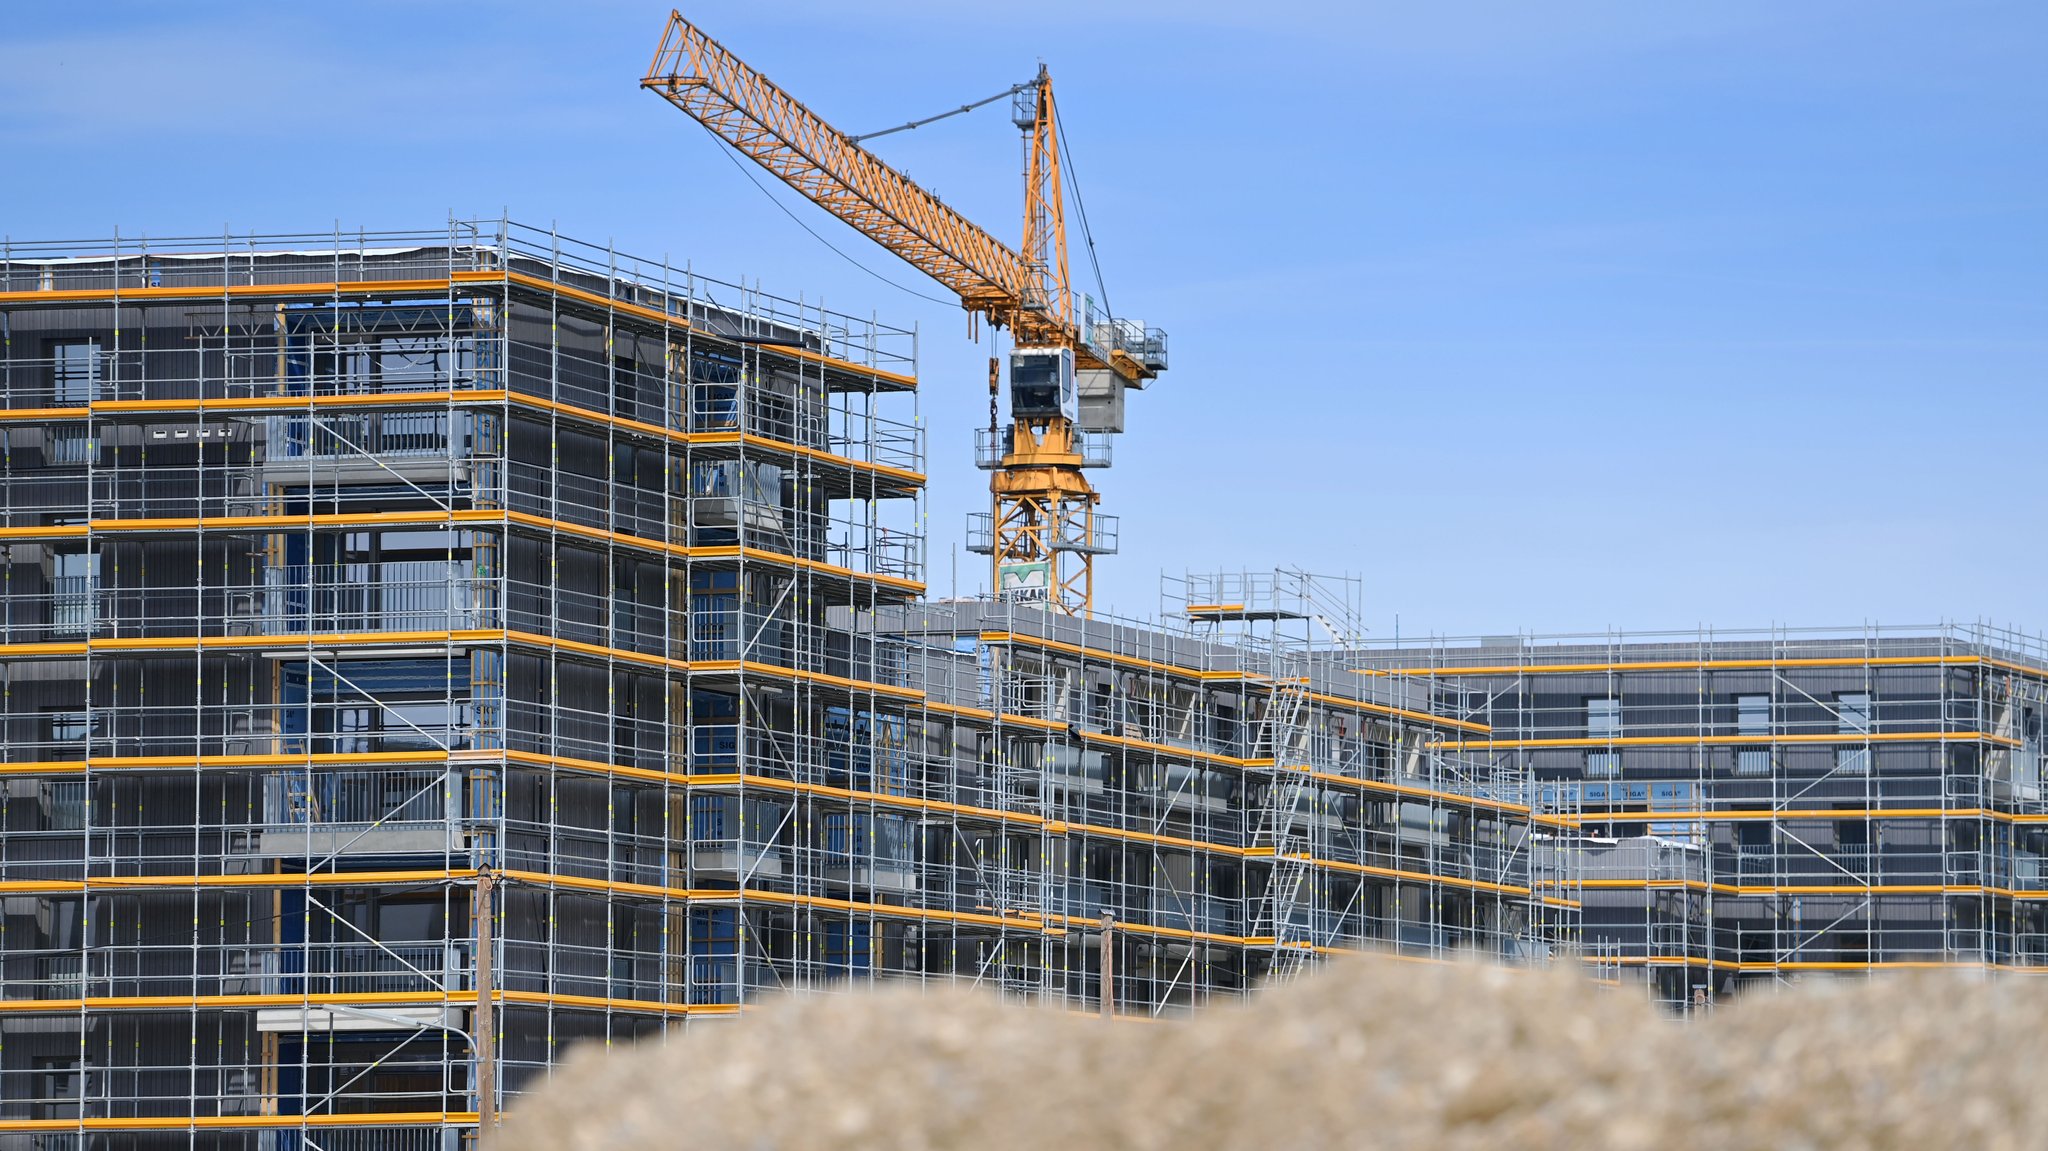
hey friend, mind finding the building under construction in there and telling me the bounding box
[0,225,1552,1148]
[1363,625,2048,1013]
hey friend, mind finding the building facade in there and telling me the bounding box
[1366,627,2048,1012]
[0,227,1547,1149]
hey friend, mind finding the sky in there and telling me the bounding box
[3,1,2042,636]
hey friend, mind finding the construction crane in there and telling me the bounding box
[643,11,1166,616]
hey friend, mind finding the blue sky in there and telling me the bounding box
[4,1,2042,635]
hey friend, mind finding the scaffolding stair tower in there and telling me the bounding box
[1252,678,1321,983]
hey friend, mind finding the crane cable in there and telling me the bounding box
[1052,100,1114,322]
[850,82,1034,144]
[708,135,958,308]
[707,83,1116,323]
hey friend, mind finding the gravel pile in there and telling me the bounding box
[497,958,2043,1150]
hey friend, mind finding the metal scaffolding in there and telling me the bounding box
[0,219,922,1146]
[863,570,1557,1006]
[8,213,2040,1151]
[1358,623,2048,1013]
[12,214,2038,1151]
[0,225,1552,1148]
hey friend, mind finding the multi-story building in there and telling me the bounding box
[872,571,1558,1000]
[1364,626,2048,1012]
[0,226,1549,1149]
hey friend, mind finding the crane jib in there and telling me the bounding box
[643,14,1041,329]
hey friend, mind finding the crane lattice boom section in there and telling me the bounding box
[642,12,1038,328]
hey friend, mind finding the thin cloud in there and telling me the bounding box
[0,12,612,144]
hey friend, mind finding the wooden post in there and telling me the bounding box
[475,869,497,1133]
[1098,911,1115,1020]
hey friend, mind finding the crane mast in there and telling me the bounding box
[642,11,1165,615]
[1015,67,1071,338]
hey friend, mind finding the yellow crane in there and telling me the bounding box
[643,11,1166,616]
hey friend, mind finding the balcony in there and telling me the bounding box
[261,411,471,487]
[235,768,458,858]
[689,837,786,881]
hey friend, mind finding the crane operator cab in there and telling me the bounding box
[1008,346,1076,422]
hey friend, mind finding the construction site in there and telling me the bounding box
[0,221,1561,1146]
[0,8,2039,1151]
